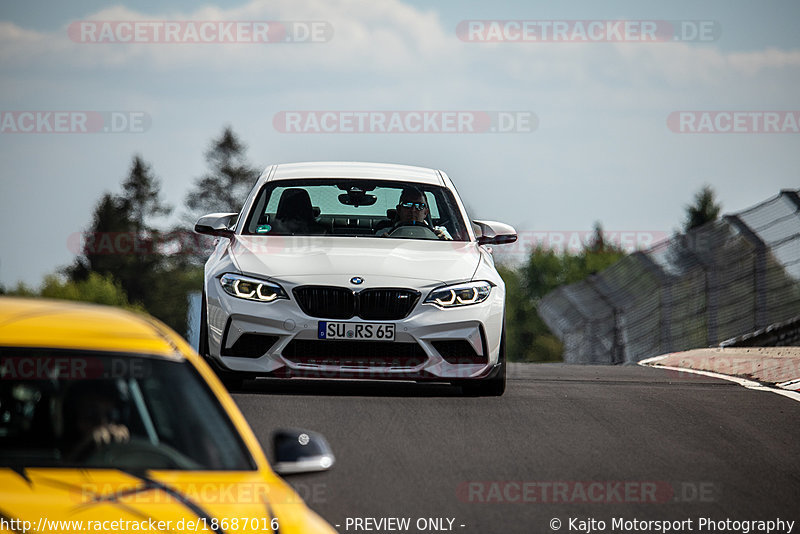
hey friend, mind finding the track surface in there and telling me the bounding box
[232,363,800,534]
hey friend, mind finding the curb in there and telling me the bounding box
[639,348,800,403]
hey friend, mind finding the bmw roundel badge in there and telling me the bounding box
[350,276,364,285]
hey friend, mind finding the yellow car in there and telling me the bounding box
[0,297,337,534]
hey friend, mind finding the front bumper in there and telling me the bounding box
[205,282,505,381]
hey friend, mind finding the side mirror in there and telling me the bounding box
[272,428,335,476]
[473,220,518,246]
[194,213,238,238]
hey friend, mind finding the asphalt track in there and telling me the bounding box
[232,363,800,534]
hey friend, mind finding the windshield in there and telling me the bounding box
[243,179,470,241]
[0,348,255,471]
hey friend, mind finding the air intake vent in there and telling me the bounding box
[283,339,427,367]
[431,340,486,364]
[221,333,279,358]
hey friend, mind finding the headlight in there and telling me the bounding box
[424,281,493,308]
[219,273,288,302]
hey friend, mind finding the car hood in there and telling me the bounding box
[229,236,482,285]
[0,468,335,534]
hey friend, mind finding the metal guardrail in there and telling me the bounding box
[719,315,800,348]
[539,190,800,364]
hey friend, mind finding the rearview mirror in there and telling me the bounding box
[338,186,377,207]
[272,428,335,476]
[194,213,238,238]
[472,220,518,246]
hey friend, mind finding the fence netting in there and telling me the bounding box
[538,190,800,363]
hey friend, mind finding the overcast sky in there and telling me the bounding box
[1,0,799,287]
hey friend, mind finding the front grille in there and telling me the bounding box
[221,333,279,358]
[282,339,427,367]
[358,289,420,320]
[293,286,419,320]
[432,340,487,364]
[293,286,353,319]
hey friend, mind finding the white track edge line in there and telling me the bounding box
[638,354,672,365]
[638,362,800,403]
[777,378,800,389]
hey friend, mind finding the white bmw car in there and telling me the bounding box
[196,162,517,396]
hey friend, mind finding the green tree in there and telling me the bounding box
[5,272,139,310]
[68,158,171,307]
[505,223,626,362]
[498,264,563,362]
[40,273,139,309]
[116,156,172,307]
[185,127,259,220]
[121,156,172,232]
[521,224,624,301]
[67,193,133,284]
[683,185,721,232]
[3,282,37,297]
[179,127,259,266]
[563,223,626,283]
[65,156,197,335]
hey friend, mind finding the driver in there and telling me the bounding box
[376,187,452,240]
[61,381,130,461]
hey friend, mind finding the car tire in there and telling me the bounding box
[459,329,506,397]
[199,291,246,391]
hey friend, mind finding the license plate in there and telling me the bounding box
[318,321,395,341]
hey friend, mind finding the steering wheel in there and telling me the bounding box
[434,217,451,229]
[386,221,440,240]
[82,437,201,470]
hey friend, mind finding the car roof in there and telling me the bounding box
[268,161,444,186]
[0,297,186,359]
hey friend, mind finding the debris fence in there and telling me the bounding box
[538,190,800,364]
